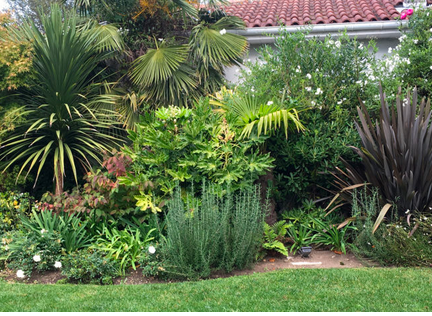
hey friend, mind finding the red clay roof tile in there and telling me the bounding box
[224,0,404,27]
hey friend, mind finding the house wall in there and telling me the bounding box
[225,37,400,83]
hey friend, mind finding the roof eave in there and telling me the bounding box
[229,20,408,44]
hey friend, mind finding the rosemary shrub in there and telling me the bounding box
[162,183,266,279]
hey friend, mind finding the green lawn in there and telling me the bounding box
[1,268,431,312]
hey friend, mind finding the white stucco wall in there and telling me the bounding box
[225,37,400,83]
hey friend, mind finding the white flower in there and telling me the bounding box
[337,100,343,105]
[306,73,312,79]
[41,229,47,234]
[16,270,25,278]
[251,88,255,92]
[413,39,418,44]
[335,41,341,48]
[54,261,62,269]
[430,66,432,70]
[5,245,8,251]
[267,101,273,106]
[359,43,364,49]
[305,87,312,92]
[219,29,226,35]
[158,38,163,42]
[148,246,156,254]
[388,47,393,54]
[295,66,301,73]
[405,209,410,214]
[315,88,323,95]
[311,101,316,106]
[33,255,41,262]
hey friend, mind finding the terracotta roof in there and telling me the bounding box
[224,0,404,28]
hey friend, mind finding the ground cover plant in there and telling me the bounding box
[1,268,432,312]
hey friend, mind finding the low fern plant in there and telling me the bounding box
[262,221,291,257]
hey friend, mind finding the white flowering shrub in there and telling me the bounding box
[375,7,432,98]
[3,230,63,279]
[237,30,380,208]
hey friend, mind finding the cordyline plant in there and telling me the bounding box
[329,85,432,232]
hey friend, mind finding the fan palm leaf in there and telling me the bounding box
[130,45,198,106]
[190,18,247,71]
[214,93,304,139]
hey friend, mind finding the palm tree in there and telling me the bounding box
[0,4,125,195]
[130,14,248,107]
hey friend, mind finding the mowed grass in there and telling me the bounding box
[1,268,431,312]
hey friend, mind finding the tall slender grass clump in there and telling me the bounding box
[163,183,266,279]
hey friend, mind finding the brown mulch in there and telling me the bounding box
[0,249,377,285]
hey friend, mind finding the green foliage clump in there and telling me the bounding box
[0,166,34,193]
[349,187,432,266]
[352,216,432,267]
[262,220,290,257]
[121,98,274,209]
[286,224,314,254]
[39,151,145,221]
[20,209,93,253]
[0,191,32,232]
[3,230,63,278]
[161,183,265,279]
[139,246,167,278]
[91,225,155,275]
[311,218,355,254]
[61,249,119,285]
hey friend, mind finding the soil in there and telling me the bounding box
[0,249,377,285]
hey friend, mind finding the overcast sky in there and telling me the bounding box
[0,0,8,10]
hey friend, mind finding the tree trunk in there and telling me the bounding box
[54,160,63,196]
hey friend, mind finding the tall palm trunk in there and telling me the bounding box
[55,160,63,196]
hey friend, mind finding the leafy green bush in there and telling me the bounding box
[161,183,265,279]
[61,249,119,284]
[0,191,32,232]
[352,215,432,267]
[0,165,33,193]
[20,209,92,253]
[349,186,432,266]
[139,245,168,278]
[91,225,155,275]
[311,218,355,254]
[121,98,274,209]
[4,230,63,278]
[39,151,141,221]
[286,224,314,254]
